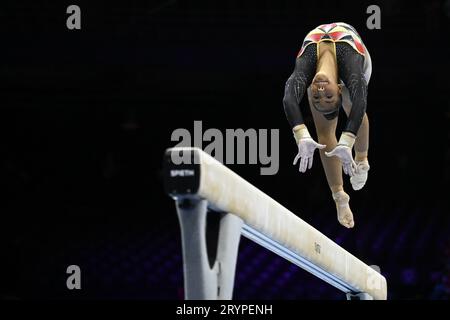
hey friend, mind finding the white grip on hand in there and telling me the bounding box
[292,125,326,173]
[337,132,356,148]
[293,124,311,143]
[325,132,357,176]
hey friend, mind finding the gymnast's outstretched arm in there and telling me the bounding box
[283,44,327,173]
[282,44,317,128]
[325,43,369,176]
[336,43,368,136]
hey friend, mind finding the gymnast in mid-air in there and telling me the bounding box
[283,22,372,228]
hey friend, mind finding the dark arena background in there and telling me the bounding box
[1,1,449,300]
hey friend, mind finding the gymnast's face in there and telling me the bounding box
[311,73,342,114]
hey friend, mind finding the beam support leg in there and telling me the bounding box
[216,212,243,299]
[176,198,243,300]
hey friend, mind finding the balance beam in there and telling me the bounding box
[163,147,387,300]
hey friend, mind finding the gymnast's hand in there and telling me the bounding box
[325,132,357,176]
[292,125,326,173]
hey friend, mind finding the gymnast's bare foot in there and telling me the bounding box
[332,190,355,228]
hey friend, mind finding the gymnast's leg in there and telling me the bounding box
[341,87,370,191]
[307,88,355,228]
